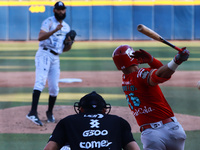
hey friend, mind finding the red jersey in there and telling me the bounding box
[122,68,174,126]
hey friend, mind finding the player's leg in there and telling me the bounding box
[141,128,166,150]
[46,57,60,122]
[165,121,186,150]
[27,52,51,126]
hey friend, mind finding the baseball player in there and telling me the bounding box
[112,45,189,150]
[26,1,75,126]
[43,91,140,150]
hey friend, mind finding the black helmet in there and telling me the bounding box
[74,91,111,114]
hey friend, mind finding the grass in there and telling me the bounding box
[0,41,200,71]
[0,41,199,150]
[0,131,200,150]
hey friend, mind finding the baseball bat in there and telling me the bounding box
[137,24,182,52]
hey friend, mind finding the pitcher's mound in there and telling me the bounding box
[0,105,200,134]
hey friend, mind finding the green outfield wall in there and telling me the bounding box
[0,0,200,40]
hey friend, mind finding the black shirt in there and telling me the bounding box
[49,113,135,150]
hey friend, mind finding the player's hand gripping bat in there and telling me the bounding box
[137,24,183,52]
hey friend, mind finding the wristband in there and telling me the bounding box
[167,59,179,71]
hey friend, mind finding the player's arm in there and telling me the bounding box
[131,49,163,69]
[124,141,140,150]
[38,24,63,41]
[43,141,60,150]
[121,118,140,150]
[149,48,189,86]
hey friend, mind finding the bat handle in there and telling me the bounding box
[174,46,183,52]
[160,37,183,52]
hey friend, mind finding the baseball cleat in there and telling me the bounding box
[46,111,55,123]
[26,113,43,126]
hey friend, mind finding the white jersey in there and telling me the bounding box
[39,16,70,54]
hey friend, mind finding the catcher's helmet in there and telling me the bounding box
[74,91,111,114]
[112,45,138,70]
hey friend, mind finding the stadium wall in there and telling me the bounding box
[0,1,200,41]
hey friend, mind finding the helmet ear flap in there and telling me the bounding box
[74,102,80,114]
[105,103,111,114]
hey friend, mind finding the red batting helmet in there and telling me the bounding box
[112,45,138,70]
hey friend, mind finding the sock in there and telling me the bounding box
[30,90,41,115]
[47,95,57,113]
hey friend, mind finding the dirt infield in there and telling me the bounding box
[1,105,200,134]
[0,71,200,133]
[1,71,200,87]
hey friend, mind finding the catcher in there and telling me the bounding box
[44,91,140,150]
[26,1,77,126]
[112,45,189,150]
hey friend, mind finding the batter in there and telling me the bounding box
[112,45,189,150]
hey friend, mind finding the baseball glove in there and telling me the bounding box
[64,30,77,45]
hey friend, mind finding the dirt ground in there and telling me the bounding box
[0,71,200,133]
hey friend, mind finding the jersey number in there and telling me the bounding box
[126,93,140,110]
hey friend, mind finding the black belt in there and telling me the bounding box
[43,48,58,55]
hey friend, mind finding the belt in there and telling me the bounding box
[140,118,173,132]
[43,47,58,55]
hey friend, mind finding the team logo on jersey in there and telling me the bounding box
[141,70,149,79]
[132,106,155,116]
[90,119,100,128]
[84,114,104,118]
[80,140,112,149]
[83,129,108,137]
[137,68,149,79]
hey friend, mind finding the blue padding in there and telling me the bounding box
[1,5,199,41]
[154,6,173,40]
[71,6,90,40]
[9,7,29,40]
[174,6,193,40]
[0,6,8,40]
[65,6,72,28]
[92,6,111,40]
[30,6,52,40]
[132,6,153,40]
[113,6,132,40]
[194,6,200,39]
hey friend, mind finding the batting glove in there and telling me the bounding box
[131,49,153,64]
[173,47,190,65]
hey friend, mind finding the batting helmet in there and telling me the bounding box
[74,91,111,114]
[112,45,138,70]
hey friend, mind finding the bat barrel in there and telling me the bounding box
[137,24,144,31]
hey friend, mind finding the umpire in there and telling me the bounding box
[44,91,140,150]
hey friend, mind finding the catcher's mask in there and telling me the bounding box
[74,91,111,114]
[112,45,138,70]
